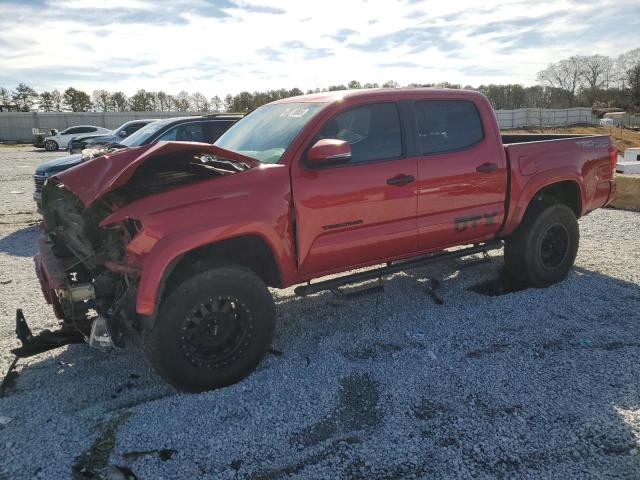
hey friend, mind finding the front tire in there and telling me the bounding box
[504,203,579,287]
[44,140,58,151]
[146,266,276,392]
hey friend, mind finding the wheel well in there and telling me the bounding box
[531,181,582,218]
[160,235,282,301]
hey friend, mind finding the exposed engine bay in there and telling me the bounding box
[28,143,254,354]
[38,182,138,347]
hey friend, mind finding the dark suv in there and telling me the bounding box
[33,114,242,208]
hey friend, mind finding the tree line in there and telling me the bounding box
[2,47,638,114]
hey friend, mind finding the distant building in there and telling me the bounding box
[592,107,625,118]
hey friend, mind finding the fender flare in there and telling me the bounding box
[504,171,585,236]
[134,224,286,316]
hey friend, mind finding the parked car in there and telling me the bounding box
[41,125,111,151]
[33,114,242,208]
[67,119,158,153]
[32,129,57,148]
[22,88,616,393]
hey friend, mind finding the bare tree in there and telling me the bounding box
[523,85,551,108]
[627,64,640,107]
[619,49,640,107]
[210,95,223,112]
[111,91,128,111]
[0,87,11,106]
[577,54,614,105]
[191,92,209,112]
[156,91,173,111]
[223,94,233,112]
[536,56,581,106]
[92,89,112,111]
[48,90,63,111]
[173,91,191,111]
[616,48,640,89]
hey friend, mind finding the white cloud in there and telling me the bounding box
[0,0,638,96]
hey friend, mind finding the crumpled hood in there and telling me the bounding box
[53,141,260,207]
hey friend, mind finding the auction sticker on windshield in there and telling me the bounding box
[279,107,310,118]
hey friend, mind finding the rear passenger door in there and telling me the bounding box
[411,99,507,251]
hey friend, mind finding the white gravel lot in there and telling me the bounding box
[0,145,639,479]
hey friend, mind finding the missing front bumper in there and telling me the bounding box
[11,309,85,358]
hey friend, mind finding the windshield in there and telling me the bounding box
[214,102,324,163]
[120,118,182,147]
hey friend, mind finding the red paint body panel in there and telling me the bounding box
[413,92,507,251]
[292,157,418,277]
[501,135,613,236]
[42,88,615,317]
[100,164,296,315]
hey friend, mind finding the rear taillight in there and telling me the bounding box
[608,144,618,171]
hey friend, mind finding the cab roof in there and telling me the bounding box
[272,87,486,104]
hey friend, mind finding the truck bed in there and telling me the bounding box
[500,133,614,235]
[501,133,594,144]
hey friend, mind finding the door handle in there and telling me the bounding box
[476,162,498,173]
[386,174,415,186]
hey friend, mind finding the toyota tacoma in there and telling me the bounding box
[19,88,616,392]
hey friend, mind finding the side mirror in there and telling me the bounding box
[118,130,127,137]
[307,139,351,166]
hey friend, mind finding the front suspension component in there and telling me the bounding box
[11,309,85,358]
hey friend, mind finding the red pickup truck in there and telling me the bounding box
[23,88,616,392]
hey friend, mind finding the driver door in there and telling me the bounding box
[291,102,418,277]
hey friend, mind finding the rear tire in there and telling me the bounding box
[504,203,579,287]
[44,140,58,151]
[146,265,276,392]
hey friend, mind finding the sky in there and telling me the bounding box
[0,0,639,98]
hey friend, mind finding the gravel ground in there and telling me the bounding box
[0,146,639,479]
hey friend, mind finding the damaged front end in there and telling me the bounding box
[19,142,257,358]
[34,177,140,351]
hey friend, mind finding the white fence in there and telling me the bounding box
[0,111,199,142]
[0,107,603,142]
[495,107,598,129]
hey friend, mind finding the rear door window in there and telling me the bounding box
[158,122,204,142]
[74,127,97,134]
[318,102,402,163]
[123,123,145,136]
[202,120,233,143]
[413,100,484,155]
